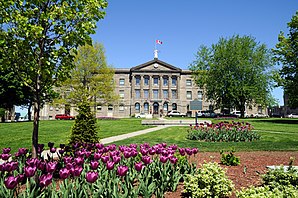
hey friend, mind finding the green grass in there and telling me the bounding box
[1,118,298,153]
[0,118,153,152]
[113,118,298,152]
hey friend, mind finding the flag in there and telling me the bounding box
[156,40,163,44]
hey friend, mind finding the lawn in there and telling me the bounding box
[0,118,153,152]
[113,118,298,152]
[0,118,297,153]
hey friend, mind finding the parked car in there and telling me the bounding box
[135,113,152,119]
[286,113,298,118]
[197,110,217,118]
[55,114,75,120]
[230,111,249,118]
[253,113,269,118]
[270,113,284,118]
[167,110,186,117]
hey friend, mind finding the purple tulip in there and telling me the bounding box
[4,161,18,172]
[70,166,83,177]
[50,147,56,153]
[39,173,52,188]
[140,148,148,155]
[123,150,131,158]
[192,148,199,155]
[169,156,178,164]
[0,163,4,172]
[86,171,98,183]
[131,150,138,157]
[63,156,73,164]
[59,168,70,179]
[24,166,37,177]
[85,151,92,158]
[95,143,104,149]
[65,162,73,170]
[179,148,185,156]
[106,161,115,170]
[60,144,65,149]
[46,162,57,173]
[117,165,129,176]
[58,149,65,155]
[185,148,193,155]
[93,152,102,160]
[18,148,28,155]
[4,176,18,189]
[160,156,168,163]
[1,153,11,160]
[75,150,85,158]
[129,144,137,148]
[148,148,156,155]
[74,157,84,166]
[101,155,109,163]
[90,160,99,170]
[170,144,178,150]
[2,147,11,154]
[112,155,121,164]
[134,162,143,172]
[26,158,39,167]
[141,156,152,165]
[17,174,25,183]
[108,144,116,151]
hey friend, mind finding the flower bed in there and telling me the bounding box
[186,121,260,142]
[0,143,197,197]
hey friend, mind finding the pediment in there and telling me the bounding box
[130,59,181,73]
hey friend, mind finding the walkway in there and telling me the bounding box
[101,125,170,144]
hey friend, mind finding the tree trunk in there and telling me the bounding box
[28,102,32,121]
[32,100,40,159]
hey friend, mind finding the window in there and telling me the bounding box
[163,90,168,99]
[163,77,168,86]
[172,103,177,110]
[198,91,203,100]
[135,76,140,86]
[153,77,159,85]
[49,106,53,111]
[163,103,168,111]
[144,76,149,86]
[108,105,113,111]
[172,90,177,99]
[97,106,102,110]
[153,89,159,99]
[186,91,192,100]
[144,89,149,99]
[186,79,192,86]
[135,89,140,99]
[119,90,124,99]
[119,79,125,86]
[135,103,140,112]
[144,102,149,113]
[172,77,177,86]
[119,104,124,111]
[258,106,262,113]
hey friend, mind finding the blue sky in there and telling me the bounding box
[91,0,298,106]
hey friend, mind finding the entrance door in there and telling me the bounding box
[153,102,159,114]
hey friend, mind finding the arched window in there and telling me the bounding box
[163,102,168,112]
[172,103,177,110]
[144,102,149,113]
[135,103,140,113]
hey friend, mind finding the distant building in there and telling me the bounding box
[39,56,265,119]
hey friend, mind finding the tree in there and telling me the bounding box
[273,11,298,107]
[58,42,117,144]
[0,0,108,159]
[190,35,274,118]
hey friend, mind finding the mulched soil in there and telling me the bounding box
[164,151,298,198]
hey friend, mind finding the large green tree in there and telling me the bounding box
[0,0,107,158]
[190,35,274,118]
[273,11,298,107]
[57,42,117,144]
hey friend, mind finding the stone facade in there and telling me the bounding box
[39,58,266,119]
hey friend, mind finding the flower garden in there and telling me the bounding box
[186,121,260,142]
[0,142,197,197]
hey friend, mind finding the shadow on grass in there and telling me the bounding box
[253,119,298,124]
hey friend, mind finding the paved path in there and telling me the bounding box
[101,125,170,144]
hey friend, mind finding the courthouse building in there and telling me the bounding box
[39,52,264,119]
